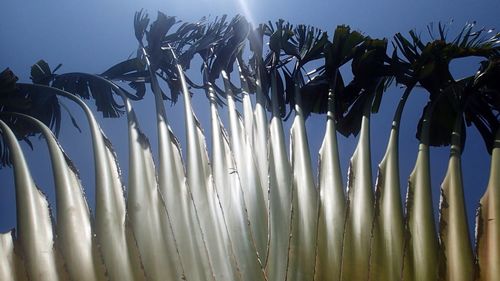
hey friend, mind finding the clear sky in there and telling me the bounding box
[1,0,498,241]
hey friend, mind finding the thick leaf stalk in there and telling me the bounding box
[238,64,271,242]
[266,69,293,281]
[369,87,410,281]
[208,84,267,281]
[136,40,216,280]
[14,113,107,281]
[53,87,147,281]
[438,117,474,281]
[287,80,319,281]
[340,96,374,281]
[315,88,345,281]
[475,129,500,281]
[223,71,269,262]
[145,51,214,281]
[0,120,67,281]
[120,92,185,280]
[178,65,238,280]
[403,106,440,281]
[239,63,273,269]
[244,60,270,204]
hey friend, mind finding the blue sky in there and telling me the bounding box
[1,0,498,241]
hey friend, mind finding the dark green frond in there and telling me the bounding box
[52,73,125,118]
[101,58,148,100]
[134,9,150,43]
[30,60,61,85]
[326,25,366,73]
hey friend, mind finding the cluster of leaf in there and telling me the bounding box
[0,64,69,166]
[1,12,499,168]
[0,58,145,166]
[393,23,500,151]
[91,11,500,151]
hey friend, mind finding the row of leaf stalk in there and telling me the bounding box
[0,10,499,281]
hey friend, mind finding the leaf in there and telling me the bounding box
[336,81,368,137]
[275,70,287,118]
[351,38,389,81]
[0,68,20,95]
[295,24,328,66]
[248,25,265,59]
[299,71,345,118]
[30,60,53,85]
[283,70,295,116]
[269,27,283,53]
[300,74,329,118]
[101,58,146,80]
[12,83,63,138]
[371,77,391,113]
[326,25,366,72]
[52,73,125,118]
[59,102,82,132]
[208,15,250,81]
[416,88,466,148]
[134,10,150,43]
[147,11,177,53]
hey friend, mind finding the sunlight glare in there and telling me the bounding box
[236,0,255,26]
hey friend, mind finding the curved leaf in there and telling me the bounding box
[18,84,147,280]
[12,113,108,281]
[52,73,125,118]
[0,120,68,280]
